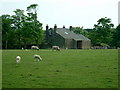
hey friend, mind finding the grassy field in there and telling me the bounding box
[0,50,2,89]
[2,49,118,88]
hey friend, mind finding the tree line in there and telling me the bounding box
[1,4,120,49]
[1,4,45,49]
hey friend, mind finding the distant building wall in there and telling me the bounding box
[73,40,77,49]
[82,40,91,49]
[65,38,74,49]
[53,33,65,48]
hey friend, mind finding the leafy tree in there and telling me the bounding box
[1,4,45,49]
[21,22,34,48]
[2,14,12,49]
[0,17,2,49]
[27,4,38,22]
[11,9,25,48]
[26,4,43,46]
[112,24,120,47]
[90,17,114,46]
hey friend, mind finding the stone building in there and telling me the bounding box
[46,24,91,49]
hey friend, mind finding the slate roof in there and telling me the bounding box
[54,28,90,41]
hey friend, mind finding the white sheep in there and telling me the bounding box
[34,55,42,61]
[31,46,39,50]
[22,47,24,50]
[52,46,60,51]
[16,56,21,64]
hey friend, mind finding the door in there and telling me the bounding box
[77,41,82,49]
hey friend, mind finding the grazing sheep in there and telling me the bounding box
[65,47,68,50]
[34,55,42,61]
[52,46,60,51]
[31,46,39,50]
[16,56,21,64]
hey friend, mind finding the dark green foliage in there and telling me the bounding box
[1,14,15,49]
[12,9,25,48]
[26,4,43,46]
[1,4,44,49]
[112,24,120,47]
[89,17,114,46]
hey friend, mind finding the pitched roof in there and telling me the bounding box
[54,28,90,41]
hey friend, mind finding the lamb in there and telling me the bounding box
[34,55,42,61]
[31,46,39,50]
[52,46,60,51]
[16,56,21,64]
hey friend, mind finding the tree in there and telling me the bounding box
[27,4,38,22]
[112,24,120,47]
[2,14,12,49]
[90,17,114,46]
[21,21,34,48]
[12,9,25,48]
[0,17,2,49]
[26,4,43,46]
[1,4,47,49]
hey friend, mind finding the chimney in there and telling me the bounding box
[54,24,57,31]
[46,24,49,30]
[63,25,65,28]
[69,26,72,31]
[46,24,49,43]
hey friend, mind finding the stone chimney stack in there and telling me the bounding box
[63,25,65,28]
[46,24,49,43]
[69,26,72,31]
[54,24,57,31]
[46,24,49,30]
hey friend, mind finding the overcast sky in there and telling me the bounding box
[1,0,120,29]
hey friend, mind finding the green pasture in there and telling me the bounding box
[0,50,2,89]
[2,49,118,88]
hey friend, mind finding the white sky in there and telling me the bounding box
[0,0,120,29]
